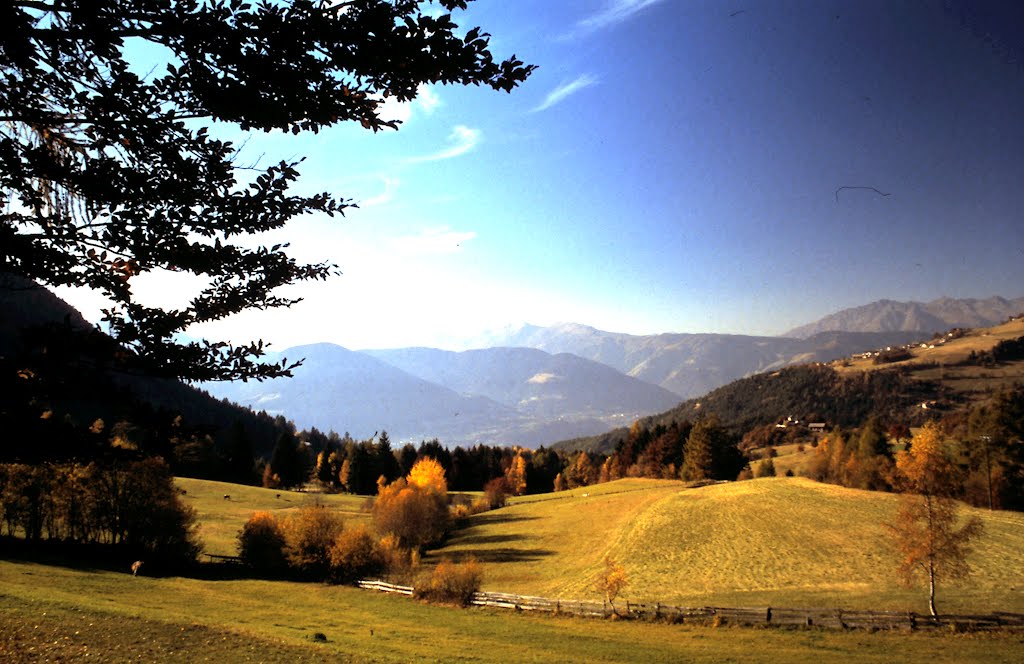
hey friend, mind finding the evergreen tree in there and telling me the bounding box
[269,432,304,488]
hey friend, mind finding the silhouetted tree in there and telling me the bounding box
[2,1,534,381]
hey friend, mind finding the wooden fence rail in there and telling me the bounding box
[354,580,1024,632]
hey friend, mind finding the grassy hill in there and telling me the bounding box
[176,478,372,558]
[433,477,1024,614]
[3,476,1024,662]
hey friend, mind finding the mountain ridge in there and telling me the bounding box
[783,296,1024,338]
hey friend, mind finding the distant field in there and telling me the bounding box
[3,559,1023,663]
[434,477,1024,614]
[177,478,370,557]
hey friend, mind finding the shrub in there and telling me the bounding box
[372,478,449,551]
[450,503,471,522]
[328,524,384,582]
[756,458,777,478]
[283,503,344,577]
[378,533,418,582]
[237,511,288,573]
[469,496,491,515]
[415,558,482,606]
[593,556,629,614]
[483,477,508,509]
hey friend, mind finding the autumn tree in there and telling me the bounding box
[593,556,629,615]
[1,1,535,381]
[887,422,983,617]
[237,510,288,573]
[372,457,450,551]
[328,523,385,582]
[504,452,528,496]
[564,452,598,488]
[282,502,345,577]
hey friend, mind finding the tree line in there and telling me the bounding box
[0,458,200,568]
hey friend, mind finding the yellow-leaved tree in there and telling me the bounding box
[887,421,983,618]
[373,458,450,552]
[408,457,448,495]
[593,556,629,616]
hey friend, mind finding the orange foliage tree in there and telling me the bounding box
[593,556,629,615]
[373,458,450,552]
[237,511,288,573]
[887,422,983,617]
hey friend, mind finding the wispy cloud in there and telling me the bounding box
[390,226,477,255]
[408,125,481,162]
[572,0,666,36]
[359,176,399,208]
[532,74,599,112]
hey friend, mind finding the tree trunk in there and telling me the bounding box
[928,562,938,618]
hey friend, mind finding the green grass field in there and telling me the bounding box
[177,477,371,557]
[3,558,1023,663]
[3,476,1024,661]
[436,477,1024,614]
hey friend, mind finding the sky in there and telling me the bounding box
[56,0,1024,351]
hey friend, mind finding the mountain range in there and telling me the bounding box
[203,294,1024,447]
[5,281,1022,451]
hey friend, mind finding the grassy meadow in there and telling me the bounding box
[3,558,1024,663]
[436,477,1024,613]
[177,477,371,557]
[4,476,1024,661]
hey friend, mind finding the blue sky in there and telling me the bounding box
[58,0,1024,351]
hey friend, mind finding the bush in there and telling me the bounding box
[415,558,482,606]
[450,503,471,522]
[237,511,288,573]
[328,524,384,582]
[378,533,418,582]
[469,496,491,515]
[372,478,449,551]
[283,503,344,577]
[483,477,508,509]
[756,458,777,478]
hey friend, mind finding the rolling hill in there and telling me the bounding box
[433,477,1024,613]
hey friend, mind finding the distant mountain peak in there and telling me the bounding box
[784,296,1024,338]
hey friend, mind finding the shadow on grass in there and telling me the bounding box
[0,536,286,582]
[445,547,555,564]
[447,533,531,546]
[469,512,541,526]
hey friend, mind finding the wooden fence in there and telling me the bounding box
[354,579,1024,631]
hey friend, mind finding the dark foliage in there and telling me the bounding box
[0,459,200,568]
[2,0,534,382]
